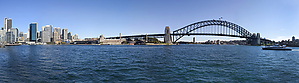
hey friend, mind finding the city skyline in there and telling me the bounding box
[1,0,299,41]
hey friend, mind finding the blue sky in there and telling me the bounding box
[1,0,299,42]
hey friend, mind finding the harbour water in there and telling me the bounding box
[0,45,299,82]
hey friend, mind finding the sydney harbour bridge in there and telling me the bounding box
[106,19,272,45]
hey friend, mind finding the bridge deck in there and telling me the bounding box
[106,33,270,41]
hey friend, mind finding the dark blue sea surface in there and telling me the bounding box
[0,45,299,82]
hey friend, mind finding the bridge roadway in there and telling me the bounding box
[105,19,273,43]
[105,33,271,41]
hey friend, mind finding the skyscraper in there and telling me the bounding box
[42,25,52,42]
[67,32,72,40]
[6,28,17,43]
[53,31,58,42]
[53,27,61,41]
[11,28,18,42]
[6,31,14,43]
[29,23,37,42]
[4,18,7,31]
[4,17,12,32]
[62,28,68,41]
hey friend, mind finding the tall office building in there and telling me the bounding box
[11,28,18,42]
[4,18,7,31]
[29,23,37,42]
[6,31,14,43]
[53,27,61,41]
[4,17,12,32]
[62,28,68,40]
[6,28,17,43]
[53,31,59,42]
[42,25,52,42]
[67,32,72,40]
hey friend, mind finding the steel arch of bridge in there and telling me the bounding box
[172,20,252,42]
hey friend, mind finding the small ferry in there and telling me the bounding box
[262,44,292,51]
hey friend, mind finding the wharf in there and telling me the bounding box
[5,44,21,46]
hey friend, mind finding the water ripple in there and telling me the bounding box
[0,45,299,82]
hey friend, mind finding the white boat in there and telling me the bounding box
[262,44,292,51]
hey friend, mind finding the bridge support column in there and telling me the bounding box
[247,33,260,46]
[164,26,172,43]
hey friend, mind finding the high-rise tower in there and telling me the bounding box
[4,17,12,32]
[29,23,37,42]
[62,28,68,40]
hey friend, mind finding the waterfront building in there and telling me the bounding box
[62,28,68,41]
[292,36,295,42]
[53,27,61,40]
[72,34,79,41]
[6,31,15,43]
[11,28,18,42]
[29,23,37,42]
[41,25,52,42]
[53,31,60,42]
[23,33,28,42]
[0,30,6,42]
[67,32,72,40]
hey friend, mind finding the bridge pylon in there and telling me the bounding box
[164,26,172,43]
[247,33,260,45]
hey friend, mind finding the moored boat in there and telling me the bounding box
[5,44,21,46]
[262,45,292,51]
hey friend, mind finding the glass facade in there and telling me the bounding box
[30,23,37,42]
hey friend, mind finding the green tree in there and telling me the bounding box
[144,37,162,43]
[122,41,127,44]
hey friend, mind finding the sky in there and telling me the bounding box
[1,0,299,42]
